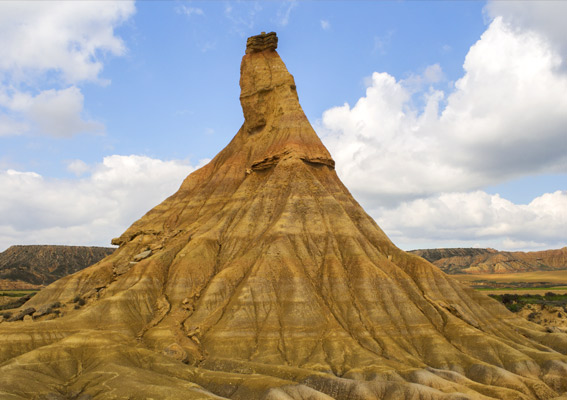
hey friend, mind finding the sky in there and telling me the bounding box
[0,1,565,253]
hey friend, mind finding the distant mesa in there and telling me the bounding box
[0,32,566,399]
[0,245,115,290]
[411,247,567,274]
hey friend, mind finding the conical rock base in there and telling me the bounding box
[1,32,566,400]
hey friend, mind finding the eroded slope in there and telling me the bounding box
[0,32,566,400]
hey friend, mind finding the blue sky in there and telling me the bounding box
[0,1,565,252]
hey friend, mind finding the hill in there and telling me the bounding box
[0,245,115,289]
[0,32,565,400]
[410,247,567,274]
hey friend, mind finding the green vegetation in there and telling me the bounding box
[477,286,567,291]
[0,290,39,297]
[490,292,567,313]
[0,291,37,311]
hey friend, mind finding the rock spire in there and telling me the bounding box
[0,32,566,400]
[245,31,278,54]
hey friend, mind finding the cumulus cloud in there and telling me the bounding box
[0,114,28,137]
[320,20,330,31]
[376,190,567,251]
[485,0,567,56]
[0,155,205,251]
[319,4,567,250]
[0,1,134,83]
[0,1,135,137]
[27,87,103,137]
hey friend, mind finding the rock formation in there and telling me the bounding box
[411,247,567,274]
[0,245,115,289]
[0,32,566,400]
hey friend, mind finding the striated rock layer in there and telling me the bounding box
[410,247,567,275]
[0,32,566,400]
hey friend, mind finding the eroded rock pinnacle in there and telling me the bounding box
[245,31,278,54]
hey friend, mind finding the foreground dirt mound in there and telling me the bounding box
[0,32,566,400]
[0,245,115,289]
[411,247,567,274]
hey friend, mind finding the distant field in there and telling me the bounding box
[453,270,567,284]
[479,288,567,295]
[453,270,567,294]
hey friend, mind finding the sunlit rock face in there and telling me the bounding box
[1,32,566,400]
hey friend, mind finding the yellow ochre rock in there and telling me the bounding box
[0,32,566,400]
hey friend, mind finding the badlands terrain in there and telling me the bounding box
[0,32,566,399]
[0,245,114,290]
[410,247,567,275]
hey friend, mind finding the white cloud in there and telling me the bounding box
[28,87,103,137]
[0,114,28,137]
[0,1,135,83]
[320,16,567,206]
[0,1,135,138]
[373,31,394,55]
[0,155,206,251]
[176,5,204,17]
[67,159,90,177]
[224,3,261,35]
[376,191,567,251]
[319,4,567,250]
[485,0,567,56]
[276,1,297,27]
[320,19,330,31]
[1,86,104,137]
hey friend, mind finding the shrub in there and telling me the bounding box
[507,303,521,312]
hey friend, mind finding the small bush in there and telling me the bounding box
[77,298,86,306]
[507,303,521,312]
[1,311,12,319]
[72,296,81,303]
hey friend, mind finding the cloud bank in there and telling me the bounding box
[0,155,201,252]
[319,2,567,250]
[0,1,135,137]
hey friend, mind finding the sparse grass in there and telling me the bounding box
[477,286,567,292]
[0,292,37,310]
[454,270,567,284]
[0,290,39,297]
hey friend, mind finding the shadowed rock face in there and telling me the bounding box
[0,33,566,400]
[0,245,115,289]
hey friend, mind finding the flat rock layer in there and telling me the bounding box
[0,33,566,400]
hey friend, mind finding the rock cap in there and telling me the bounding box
[246,31,278,54]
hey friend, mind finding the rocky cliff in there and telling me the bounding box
[0,245,115,289]
[0,32,565,400]
[411,247,567,274]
